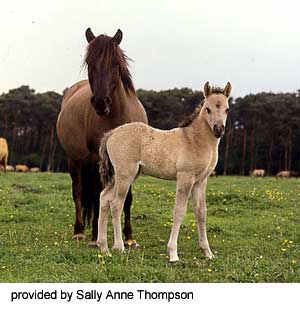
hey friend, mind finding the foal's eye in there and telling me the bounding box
[206,107,211,114]
[225,108,229,114]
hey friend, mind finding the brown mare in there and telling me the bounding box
[56,28,148,246]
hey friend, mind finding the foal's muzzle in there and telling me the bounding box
[213,125,225,138]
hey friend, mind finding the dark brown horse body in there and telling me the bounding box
[56,29,148,244]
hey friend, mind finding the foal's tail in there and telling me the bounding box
[99,131,115,187]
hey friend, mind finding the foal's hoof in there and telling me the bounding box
[87,241,99,248]
[112,245,125,253]
[169,256,179,263]
[124,239,139,249]
[73,233,85,241]
[205,252,215,260]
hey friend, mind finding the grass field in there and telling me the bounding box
[0,172,300,282]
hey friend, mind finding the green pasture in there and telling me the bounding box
[0,172,299,282]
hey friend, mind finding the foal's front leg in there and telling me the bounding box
[192,178,214,259]
[167,173,195,262]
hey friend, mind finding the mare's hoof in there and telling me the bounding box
[124,240,139,249]
[87,241,99,248]
[73,233,85,241]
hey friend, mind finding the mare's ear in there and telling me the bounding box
[85,28,95,43]
[223,82,232,97]
[204,81,212,98]
[112,29,123,45]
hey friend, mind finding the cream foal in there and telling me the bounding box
[98,81,232,262]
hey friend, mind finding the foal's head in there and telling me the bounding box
[85,28,135,116]
[202,82,232,138]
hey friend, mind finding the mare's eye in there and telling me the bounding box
[206,107,211,114]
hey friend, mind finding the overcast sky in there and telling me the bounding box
[1,0,300,98]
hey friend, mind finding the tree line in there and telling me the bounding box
[0,85,299,175]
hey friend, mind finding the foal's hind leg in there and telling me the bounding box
[97,184,114,253]
[111,168,138,252]
[168,173,195,262]
[191,178,214,259]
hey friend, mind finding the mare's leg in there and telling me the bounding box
[3,155,7,173]
[123,187,138,248]
[81,164,93,237]
[85,163,102,247]
[192,178,214,259]
[0,158,3,173]
[167,173,195,262]
[68,158,85,240]
[92,166,101,242]
[97,184,114,253]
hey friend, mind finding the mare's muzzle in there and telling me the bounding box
[90,96,111,116]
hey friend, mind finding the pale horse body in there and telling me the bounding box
[0,138,8,173]
[251,169,266,177]
[98,82,232,262]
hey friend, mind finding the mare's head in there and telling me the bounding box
[85,28,135,116]
[202,82,232,138]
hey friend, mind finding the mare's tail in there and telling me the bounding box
[99,131,115,187]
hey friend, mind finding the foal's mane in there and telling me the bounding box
[85,34,135,95]
[179,86,224,128]
[178,102,203,128]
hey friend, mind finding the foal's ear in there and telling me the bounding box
[85,28,96,43]
[223,82,232,97]
[204,81,212,98]
[112,29,123,45]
